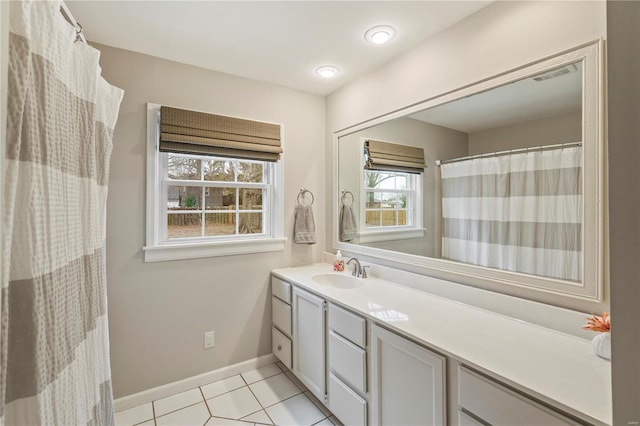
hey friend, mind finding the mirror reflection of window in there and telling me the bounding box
[364,171,415,228]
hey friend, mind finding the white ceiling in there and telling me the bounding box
[67,1,491,95]
[409,62,583,133]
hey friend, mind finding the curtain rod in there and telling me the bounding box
[59,3,86,43]
[435,142,583,166]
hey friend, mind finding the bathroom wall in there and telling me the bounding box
[338,117,467,257]
[325,0,607,312]
[0,2,8,276]
[468,111,582,155]
[95,44,326,397]
[607,1,640,422]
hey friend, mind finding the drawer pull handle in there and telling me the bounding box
[277,344,282,351]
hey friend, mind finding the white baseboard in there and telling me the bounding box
[113,353,277,412]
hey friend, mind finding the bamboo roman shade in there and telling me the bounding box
[364,139,426,174]
[159,106,282,161]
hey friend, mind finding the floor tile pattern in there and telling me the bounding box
[114,362,341,426]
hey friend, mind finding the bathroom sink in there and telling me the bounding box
[312,273,365,289]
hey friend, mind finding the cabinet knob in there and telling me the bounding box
[277,344,282,351]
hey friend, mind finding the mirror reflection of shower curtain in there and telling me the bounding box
[440,147,582,282]
[1,1,123,424]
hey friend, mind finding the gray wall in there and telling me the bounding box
[468,111,582,155]
[0,2,7,275]
[338,117,467,257]
[607,0,640,423]
[325,0,607,313]
[96,44,326,397]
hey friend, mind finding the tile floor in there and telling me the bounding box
[115,362,343,426]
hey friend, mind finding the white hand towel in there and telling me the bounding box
[294,204,316,244]
[340,204,358,242]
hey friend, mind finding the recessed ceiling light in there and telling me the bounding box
[315,65,340,79]
[365,25,396,45]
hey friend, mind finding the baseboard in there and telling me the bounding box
[113,353,277,412]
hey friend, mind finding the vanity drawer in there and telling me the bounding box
[272,276,291,304]
[272,327,292,369]
[458,410,486,426]
[328,331,366,394]
[328,303,366,347]
[329,373,367,426]
[458,366,579,425]
[272,296,292,336]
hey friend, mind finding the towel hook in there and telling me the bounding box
[341,190,354,206]
[297,188,314,206]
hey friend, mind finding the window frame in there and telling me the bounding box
[144,103,285,262]
[358,139,425,244]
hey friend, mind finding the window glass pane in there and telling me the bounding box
[364,172,375,188]
[167,186,202,210]
[365,172,395,189]
[205,188,236,210]
[239,213,263,234]
[398,193,408,208]
[237,162,263,183]
[205,213,236,236]
[168,154,201,180]
[365,210,381,226]
[203,159,235,182]
[239,188,263,209]
[398,210,408,226]
[395,175,408,190]
[365,191,380,209]
[382,210,398,226]
[167,213,202,239]
[381,193,399,208]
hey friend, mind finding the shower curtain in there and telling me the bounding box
[1,1,123,424]
[440,147,582,282]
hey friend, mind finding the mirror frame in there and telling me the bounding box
[333,41,604,301]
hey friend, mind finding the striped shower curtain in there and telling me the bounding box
[441,147,582,282]
[1,1,123,424]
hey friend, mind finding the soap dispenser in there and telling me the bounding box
[333,250,345,272]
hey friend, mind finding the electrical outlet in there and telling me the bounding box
[204,331,215,349]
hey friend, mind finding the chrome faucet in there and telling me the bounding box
[346,257,367,278]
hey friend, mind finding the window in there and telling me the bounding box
[364,170,415,228]
[144,104,284,262]
[163,153,271,240]
[358,139,424,243]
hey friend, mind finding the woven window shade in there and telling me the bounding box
[365,139,426,174]
[160,106,282,161]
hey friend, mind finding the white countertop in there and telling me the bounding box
[272,263,612,426]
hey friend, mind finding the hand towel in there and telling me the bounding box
[340,204,358,242]
[294,204,316,244]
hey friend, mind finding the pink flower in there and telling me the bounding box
[582,312,610,333]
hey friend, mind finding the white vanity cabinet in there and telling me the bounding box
[272,265,610,426]
[370,324,446,426]
[292,286,327,401]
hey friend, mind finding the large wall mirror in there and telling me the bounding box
[334,42,604,301]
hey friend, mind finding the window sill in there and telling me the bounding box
[143,237,287,262]
[358,228,425,243]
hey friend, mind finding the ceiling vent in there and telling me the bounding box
[532,64,578,82]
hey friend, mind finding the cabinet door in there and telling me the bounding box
[370,324,446,426]
[292,286,326,401]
